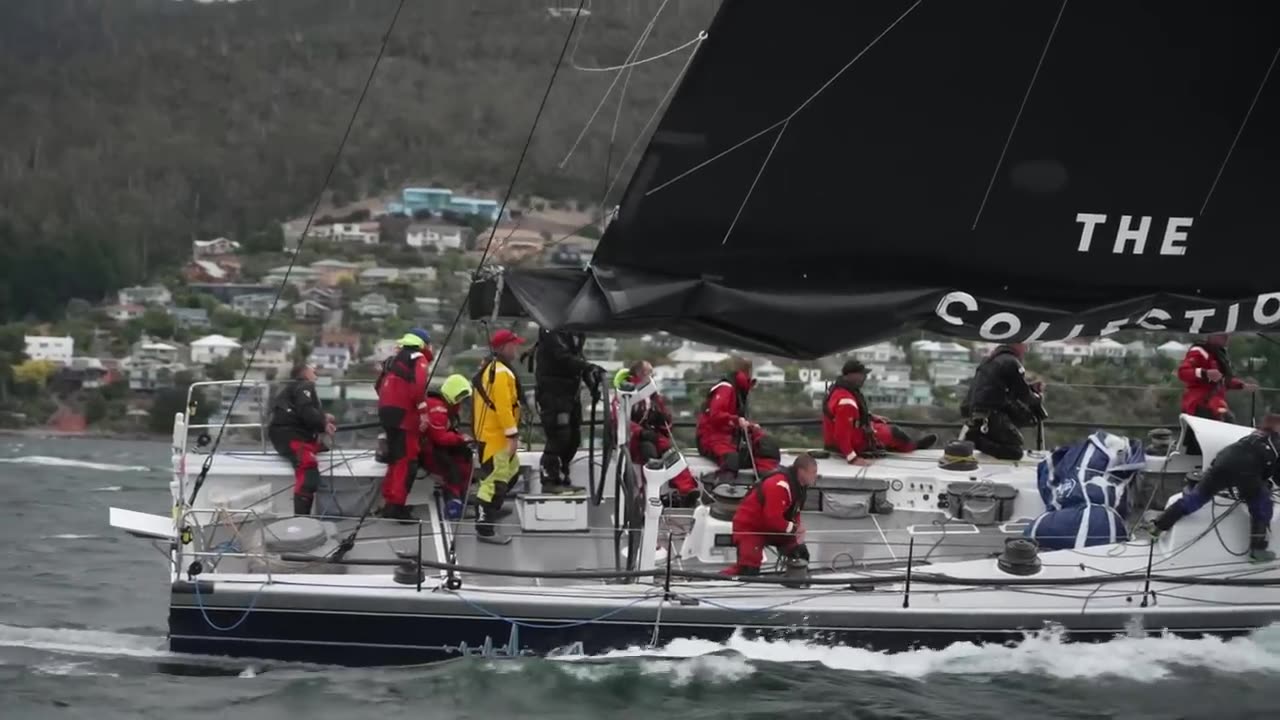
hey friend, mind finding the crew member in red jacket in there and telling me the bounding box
[1177,334,1255,422]
[419,374,474,521]
[822,360,936,463]
[376,330,432,521]
[615,360,700,506]
[721,454,818,577]
[696,358,780,478]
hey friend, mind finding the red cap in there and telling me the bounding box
[490,329,525,349]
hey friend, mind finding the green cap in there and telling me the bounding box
[613,367,630,389]
[441,374,472,404]
[398,332,426,348]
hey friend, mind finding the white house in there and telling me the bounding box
[668,341,729,367]
[1035,340,1094,364]
[105,304,146,323]
[1157,340,1190,360]
[263,265,319,287]
[24,335,74,364]
[848,342,906,365]
[402,267,439,283]
[262,330,298,356]
[326,222,380,245]
[754,360,786,386]
[231,293,285,319]
[406,224,465,251]
[359,267,401,285]
[308,345,352,375]
[352,293,398,319]
[118,285,172,307]
[190,334,242,365]
[132,341,182,365]
[1089,337,1128,359]
[1125,340,1154,359]
[583,336,617,363]
[926,361,976,387]
[193,237,241,258]
[911,340,971,363]
[414,296,443,316]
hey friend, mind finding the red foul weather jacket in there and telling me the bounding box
[1177,344,1242,416]
[422,391,468,449]
[732,469,804,538]
[377,348,431,432]
[822,381,879,462]
[696,371,757,451]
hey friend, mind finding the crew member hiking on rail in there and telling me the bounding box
[615,360,699,507]
[823,359,936,463]
[1145,412,1280,564]
[721,453,818,577]
[530,328,605,494]
[420,374,474,521]
[958,343,1045,461]
[1177,333,1256,423]
[268,361,335,516]
[696,357,781,480]
[376,330,432,522]
[472,329,525,544]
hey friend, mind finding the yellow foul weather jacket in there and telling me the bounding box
[473,358,520,463]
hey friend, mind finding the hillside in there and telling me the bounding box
[0,0,719,321]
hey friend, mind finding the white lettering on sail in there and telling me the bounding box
[1185,308,1216,334]
[980,313,1021,340]
[1076,214,1192,255]
[1060,324,1084,342]
[1136,308,1171,330]
[1024,321,1052,343]
[1100,317,1128,336]
[1075,213,1107,251]
[1160,217,1193,256]
[1225,303,1239,333]
[935,291,977,326]
[1112,216,1151,254]
[1254,293,1280,325]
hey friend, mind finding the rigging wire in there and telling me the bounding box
[188,0,409,506]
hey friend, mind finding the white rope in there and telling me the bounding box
[720,119,789,246]
[1200,46,1280,216]
[572,33,707,73]
[559,0,673,169]
[645,0,922,198]
[971,0,1068,231]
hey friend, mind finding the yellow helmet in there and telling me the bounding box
[441,374,472,404]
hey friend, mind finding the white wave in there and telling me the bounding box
[0,624,167,660]
[551,654,754,685]
[33,661,120,678]
[0,456,150,473]
[571,625,1280,682]
[41,534,103,540]
[91,486,124,493]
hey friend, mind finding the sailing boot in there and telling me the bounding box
[914,433,938,451]
[293,494,314,516]
[475,501,511,545]
[1249,517,1275,563]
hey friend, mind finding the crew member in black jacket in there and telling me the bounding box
[268,362,335,515]
[531,328,604,494]
[1148,413,1279,563]
[958,343,1045,460]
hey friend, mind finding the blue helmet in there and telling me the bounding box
[408,327,431,345]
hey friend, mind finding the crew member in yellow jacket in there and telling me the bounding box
[470,328,525,544]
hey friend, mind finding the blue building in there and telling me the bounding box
[447,197,501,222]
[402,188,453,215]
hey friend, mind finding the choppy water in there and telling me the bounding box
[1,436,1278,719]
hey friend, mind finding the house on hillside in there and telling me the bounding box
[668,341,729,368]
[54,357,110,391]
[190,335,242,365]
[448,197,501,222]
[168,307,211,330]
[308,345,352,376]
[1036,339,1093,364]
[911,340,971,363]
[319,328,361,355]
[303,286,341,308]
[583,337,617,364]
[118,285,172,307]
[187,283,274,303]
[754,360,786,386]
[192,237,241,259]
[1157,340,1190,360]
[105,304,145,323]
[292,299,332,323]
[326,222,380,245]
[132,341,182,365]
[263,265,319,287]
[232,293,286,319]
[359,267,401,285]
[183,259,240,283]
[24,335,74,364]
[926,361,976,387]
[352,293,398,319]
[414,297,443,317]
[849,342,906,365]
[309,259,360,287]
[262,330,298,356]
[406,224,464,251]
[865,378,934,409]
[402,267,438,284]
[1089,337,1128,360]
[403,187,454,215]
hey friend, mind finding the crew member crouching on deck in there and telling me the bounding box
[420,374,475,521]
[1177,333,1256,423]
[268,361,335,516]
[376,330,432,521]
[822,359,936,463]
[696,358,781,481]
[721,454,818,577]
[958,343,1044,461]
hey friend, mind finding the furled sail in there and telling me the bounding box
[473,0,1280,358]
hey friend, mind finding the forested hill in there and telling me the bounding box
[0,0,717,321]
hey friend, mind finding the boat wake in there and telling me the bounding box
[0,456,151,473]
[550,625,1280,682]
[0,624,168,660]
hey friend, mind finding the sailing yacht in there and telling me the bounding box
[111,1,1280,665]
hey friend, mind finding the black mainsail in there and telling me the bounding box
[472,0,1280,358]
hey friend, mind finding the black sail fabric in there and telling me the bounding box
[474,0,1280,359]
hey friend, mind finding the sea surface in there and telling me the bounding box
[1,436,1278,719]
